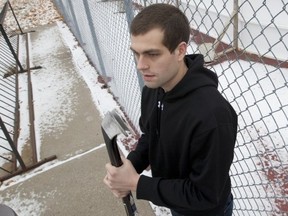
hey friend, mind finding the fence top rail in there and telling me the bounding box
[0,1,8,25]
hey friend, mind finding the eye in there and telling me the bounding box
[148,53,160,57]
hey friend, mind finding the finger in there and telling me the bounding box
[112,190,130,198]
[120,155,126,161]
[112,190,120,198]
[103,174,118,190]
[105,164,118,177]
[121,156,132,167]
[105,162,113,170]
[103,174,109,186]
[103,174,113,189]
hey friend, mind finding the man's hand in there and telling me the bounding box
[103,156,140,198]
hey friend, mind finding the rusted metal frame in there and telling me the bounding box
[0,2,56,182]
[0,155,57,182]
[0,166,13,174]
[0,154,13,163]
[0,143,12,152]
[25,33,37,164]
[13,33,21,172]
[0,116,26,170]
[0,25,24,72]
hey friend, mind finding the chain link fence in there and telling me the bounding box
[54,0,288,215]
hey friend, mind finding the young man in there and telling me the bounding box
[104,3,237,216]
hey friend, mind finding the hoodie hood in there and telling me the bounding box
[165,54,218,101]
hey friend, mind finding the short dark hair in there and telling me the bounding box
[130,4,190,53]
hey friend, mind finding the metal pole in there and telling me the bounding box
[233,0,239,49]
[83,0,107,77]
[67,0,84,44]
[124,0,144,89]
[25,33,37,164]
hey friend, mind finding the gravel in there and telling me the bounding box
[0,0,62,32]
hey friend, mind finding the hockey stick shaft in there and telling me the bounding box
[102,129,138,216]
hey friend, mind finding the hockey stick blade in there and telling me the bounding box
[101,110,138,216]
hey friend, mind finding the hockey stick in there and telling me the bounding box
[101,110,138,216]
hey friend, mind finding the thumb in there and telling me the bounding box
[120,155,127,163]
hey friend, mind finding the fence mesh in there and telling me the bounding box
[54,0,288,215]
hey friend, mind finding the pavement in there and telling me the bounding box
[0,23,154,216]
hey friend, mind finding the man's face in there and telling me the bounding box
[130,28,186,92]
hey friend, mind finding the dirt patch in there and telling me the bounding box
[21,139,34,166]
[258,143,288,214]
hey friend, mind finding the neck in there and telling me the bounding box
[163,60,188,92]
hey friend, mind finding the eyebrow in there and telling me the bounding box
[130,47,161,55]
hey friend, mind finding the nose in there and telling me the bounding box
[136,56,149,71]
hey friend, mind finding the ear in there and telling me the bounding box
[176,42,187,61]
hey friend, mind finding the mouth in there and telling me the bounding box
[143,74,155,82]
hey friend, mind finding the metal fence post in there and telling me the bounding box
[233,0,239,49]
[124,0,144,89]
[83,0,107,77]
[67,1,83,45]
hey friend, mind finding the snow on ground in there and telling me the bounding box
[0,0,120,165]
[55,21,120,118]
[0,0,60,167]
[0,144,106,216]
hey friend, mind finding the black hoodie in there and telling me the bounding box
[127,54,238,215]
